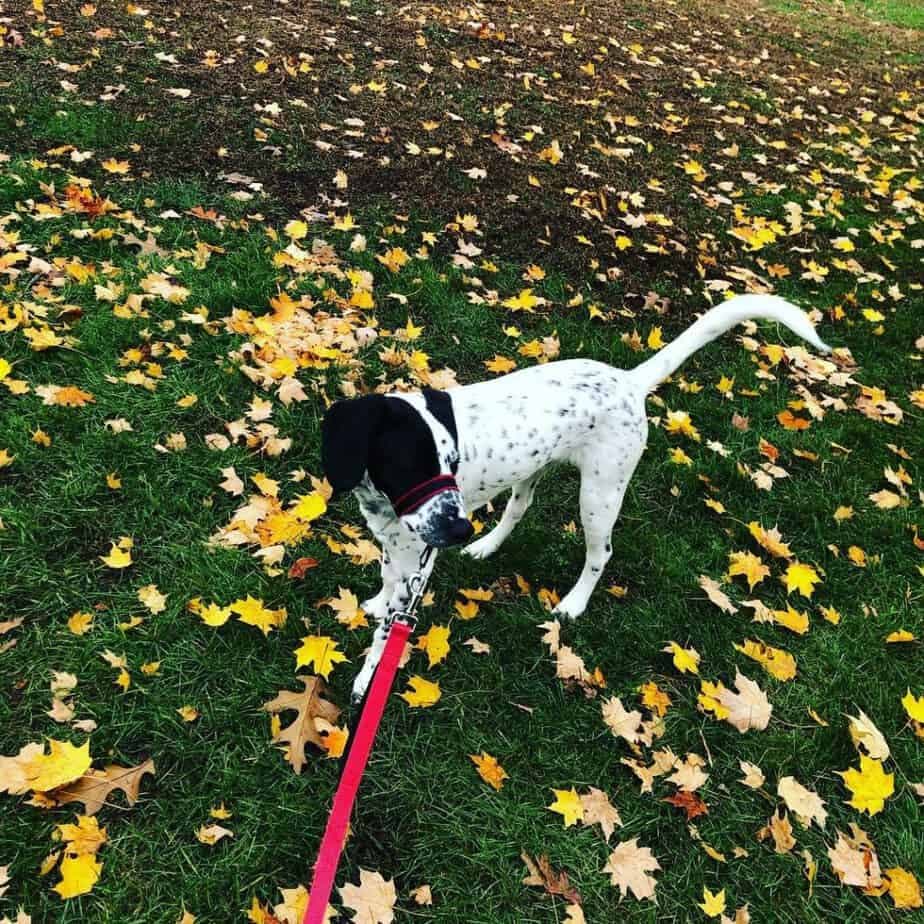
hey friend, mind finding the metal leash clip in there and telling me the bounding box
[387,569,428,630]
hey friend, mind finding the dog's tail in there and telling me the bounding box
[629,294,831,394]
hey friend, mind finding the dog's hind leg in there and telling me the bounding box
[463,474,540,560]
[554,432,644,619]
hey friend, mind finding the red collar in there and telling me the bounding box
[391,474,458,516]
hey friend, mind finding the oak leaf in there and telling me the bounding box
[54,758,155,815]
[262,677,341,773]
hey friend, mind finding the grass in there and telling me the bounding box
[0,0,922,921]
[767,0,924,31]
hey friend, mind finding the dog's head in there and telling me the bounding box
[321,390,472,548]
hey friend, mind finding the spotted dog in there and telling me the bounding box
[322,295,831,700]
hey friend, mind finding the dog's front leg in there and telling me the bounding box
[351,539,436,703]
[361,549,395,622]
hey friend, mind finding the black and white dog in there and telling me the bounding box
[322,295,830,700]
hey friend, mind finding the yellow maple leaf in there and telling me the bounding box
[538,140,563,165]
[22,739,91,792]
[502,288,542,312]
[772,605,810,635]
[291,492,327,522]
[727,551,769,590]
[470,752,508,790]
[454,599,479,620]
[101,158,130,174]
[647,326,664,350]
[734,639,797,682]
[400,676,441,708]
[548,788,583,827]
[417,624,451,668]
[294,635,348,679]
[885,868,923,910]
[640,681,671,717]
[664,409,700,441]
[53,852,102,899]
[699,680,730,721]
[197,602,232,627]
[230,596,286,636]
[100,545,132,569]
[838,755,894,815]
[783,562,821,598]
[886,629,915,643]
[484,355,517,374]
[251,473,279,498]
[137,584,167,614]
[68,611,94,635]
[663,641,700,675]
[284,219,308,240]
[901,690,924,723]
[748,522,792,559]
[322,587,367,629]
[698,887,726,917]
[847,545,868,567]
[55,814,108,857]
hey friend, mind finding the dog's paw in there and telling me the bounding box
[552,597,586,620]
[462,534,499,560]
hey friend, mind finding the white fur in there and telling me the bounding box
[349,295,830,699]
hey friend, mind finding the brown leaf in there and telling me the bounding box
[521,852,581,904]
[758,808,796,854]
[663,790,709,820]
[288,557,319,579]
[262,677,340,773]
[54,758,155,815]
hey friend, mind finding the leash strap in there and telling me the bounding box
[303,616,412,923]
[303,550,434,923]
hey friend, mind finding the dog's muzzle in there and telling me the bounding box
[391,474,460,517]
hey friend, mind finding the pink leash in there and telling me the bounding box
[303,552,431,924]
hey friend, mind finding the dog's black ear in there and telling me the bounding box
[321,395,387,496]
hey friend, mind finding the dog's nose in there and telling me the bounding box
[445,517,474,545]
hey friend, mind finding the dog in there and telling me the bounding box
[321,294,830,700]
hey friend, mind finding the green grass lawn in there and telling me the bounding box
[0,0,922,921]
